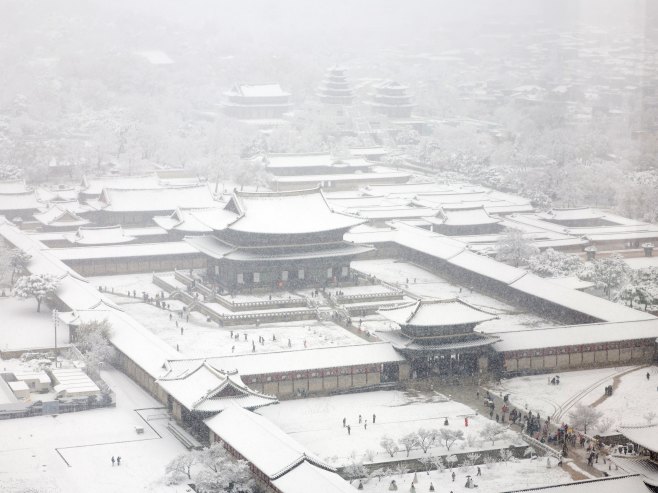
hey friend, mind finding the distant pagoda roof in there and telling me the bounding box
[428,205,501,227]
[379,298,497,328]
[223,187,364,235]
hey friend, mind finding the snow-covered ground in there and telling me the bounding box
[360,457,572,492]
[258,390,524,467]
[89,273,164,298]
[113,300,366,356]
[0,297,70,351]
[351,259,559,332]
[492,366,658,429]
[0,366,186,493]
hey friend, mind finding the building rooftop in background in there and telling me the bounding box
[33,204,91,230]
[222,83,293,121]
[88,185,220,213]
[0,179,30,194]
[65,225,136,246]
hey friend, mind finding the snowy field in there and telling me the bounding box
[114,299,366,356]
[0,366,186,493]
[258,390,523,467]
[492,366,658,429]
[351,259,559,333]
[0,297,70,351]
[361,458,572,492]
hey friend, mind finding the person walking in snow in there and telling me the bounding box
[347,425,351,435]
[647,372,651,381]
[117,456,121,466]
[452,471,456,482]
[111,456,115,466]
[342,417,346,427]
[359,414,362,424]
[372,413,376,424]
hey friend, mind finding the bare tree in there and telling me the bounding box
[495,228,539,267]
[9,249,31,284]
[380,436,399,458]
[165,452,198,484]
[439,429,464,451]
[417,428,438,453]
[568,404,603,435]
[399,432,419,457]
[479,422,507,446]
[499,449,514,465]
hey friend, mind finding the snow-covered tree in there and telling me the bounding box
[399,432,419,457]
[644,411,657,425]
[13,273,59,312]
[0,164,23,180]
[439,429,464,451]
[432,456,445,472]
[495,228,539,267]
[74,319,116,377]
[528,248,583,278]
[466,452,482,464]
[498,449,514,465]
[578,254,630,299]
[380,436,399,457]
[166,443,255,492]
[417,428,438,453]
[165,451,198,484]
[445,454,458,469]
[479,422,507,446]
[568,404,603,434]
[9,249,32,284]
[482,455,497,469]
[343,461,368,484]
[419,455,434,473]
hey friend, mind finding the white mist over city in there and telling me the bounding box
[0,1,657,492]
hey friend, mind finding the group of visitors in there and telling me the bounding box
[343,413,377,434]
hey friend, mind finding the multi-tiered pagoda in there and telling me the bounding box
[368,80,414,118]
[378,298,499,378]
[317,66,354,105]
[184,188,372,291]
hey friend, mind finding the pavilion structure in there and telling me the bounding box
[317,66,354,105]
[426,205,504,236]
[157,361,278,435]
[612,424,658,489]
[367,80,415,118]
[378,298,500,378]
[222,83,293,120]
[184,187,373,291]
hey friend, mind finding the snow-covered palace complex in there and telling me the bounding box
[2,171,658,491]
